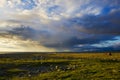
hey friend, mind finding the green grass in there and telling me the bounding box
[0,53,120,80]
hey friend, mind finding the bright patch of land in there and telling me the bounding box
[0,52,120,80]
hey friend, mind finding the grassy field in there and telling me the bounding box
[0,52,120,80]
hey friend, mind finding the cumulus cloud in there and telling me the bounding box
[1,0,120,29]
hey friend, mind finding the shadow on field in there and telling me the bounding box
[0,61,71,78]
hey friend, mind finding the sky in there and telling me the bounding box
[0,0,120,52]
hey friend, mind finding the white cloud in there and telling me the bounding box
[0,1,7,8]
[0,0,119,34]
[0,0,116,31]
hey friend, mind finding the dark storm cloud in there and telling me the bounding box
[43,34,116,49]
[7,11,120,51]
[8,25,52,41]
[8,26,37,39]
[8,26,116,48]
[69,8,120,35]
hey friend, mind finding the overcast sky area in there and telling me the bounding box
[0,0,120,52]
